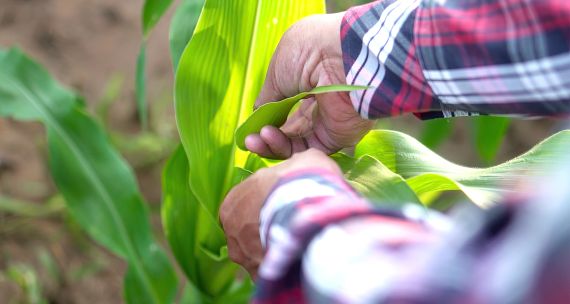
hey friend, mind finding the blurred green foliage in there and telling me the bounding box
[0,49,177,304]
[0,1,550,303]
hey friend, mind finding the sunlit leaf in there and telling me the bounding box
[171,1,326,299]
[235,84,368,150]
[0,48,177,304]
[340,155,421,205]
[175,0,326,218]
[355,129,570,208]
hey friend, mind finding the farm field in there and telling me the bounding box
[0,0,563,303]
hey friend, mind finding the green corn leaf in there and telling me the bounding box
[232,167,253,186]
[332,154,421,205]
[169,0,205,70]
[171,1,325,298]
[244,152,270,172]
[420,118,453,149]
[5,264,46,304]
[0,195,64,218]
[355,129,570,208]
[471,116,511,164]
[142,0,174,37]
[162,145,252,299]
[179,283,206,304]
[0,48,177,304]
[235,84,368,150]
[175,0,326,217]
[135,43,148,130]
[139,0,175,130]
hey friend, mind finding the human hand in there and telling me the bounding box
[219,149,342,278]
[245,13,374,159]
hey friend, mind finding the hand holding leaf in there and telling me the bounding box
[243,14,374,159]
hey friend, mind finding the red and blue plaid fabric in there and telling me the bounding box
[253,165,570,303]
[341,0,570,119]
[252,1,570,303]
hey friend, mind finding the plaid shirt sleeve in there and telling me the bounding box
[341,0,570,119]
[252,164,570,303]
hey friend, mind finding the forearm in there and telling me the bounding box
[342,0,570,119]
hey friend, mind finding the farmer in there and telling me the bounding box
[220,0,570,303]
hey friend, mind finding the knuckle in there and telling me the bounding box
[228,248,242,264]
[227,237,244,264]
[219,195,234,225]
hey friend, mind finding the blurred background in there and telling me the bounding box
[0,0,559,303]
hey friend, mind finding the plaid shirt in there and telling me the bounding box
[342,0,570,119]
[254,167,570,303]
[253,1,570,303]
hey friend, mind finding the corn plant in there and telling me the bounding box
[418,115,511,164]
[1,1,568,303]
[166,0,570,301]
[137,0,205,130]
[162,0,327,301]
[0,49,177,304]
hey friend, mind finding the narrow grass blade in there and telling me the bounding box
[139,0,177,130]
[0,195,64,217]
[169,0,204,70]
[142,0,174,37]
[135,43,148,130]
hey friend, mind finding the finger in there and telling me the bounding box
[281,98,316,136]
[284,99,338,155]
[249,126,311,159]
[245,134,274,158]
[285,133,336,156]
[257,125,315,159]
[288,136,312,155]
[260,126,292,159]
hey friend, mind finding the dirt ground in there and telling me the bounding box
[0,0,561,303]
[0,0,175,302]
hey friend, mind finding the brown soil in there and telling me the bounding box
[0,0,561,303]
[0,0,175,302]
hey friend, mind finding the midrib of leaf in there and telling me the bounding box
[2,77,161,304]
[223,0,263,191]
[237,0,262,126]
